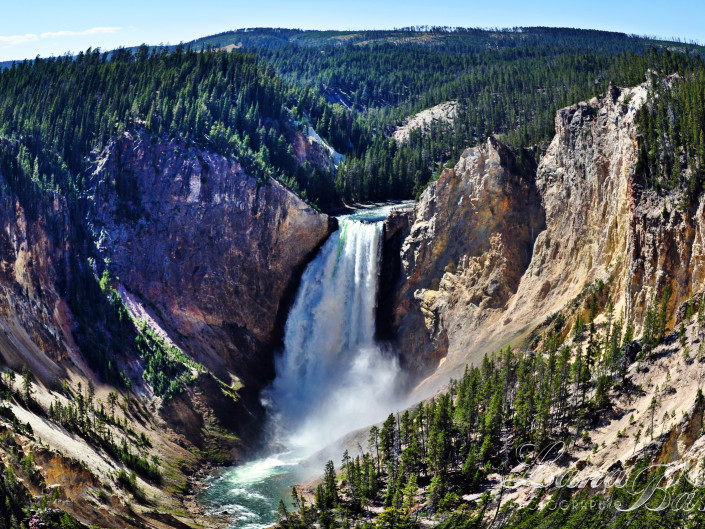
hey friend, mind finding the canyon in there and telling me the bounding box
[201,78,705,526]
[0,70,704,528]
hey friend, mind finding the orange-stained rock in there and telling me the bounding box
[388,136,544,379]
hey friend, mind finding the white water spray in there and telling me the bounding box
[268,207,403,455]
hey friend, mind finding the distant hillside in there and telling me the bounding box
[2,27,704,207]
[182,27,705,203]
[2,27,704,206]
[188,26,705,54]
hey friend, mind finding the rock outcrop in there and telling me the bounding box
[390,82,705,394]
[392,101,458,143]
[389,137,544,377]
[86,130,336,389]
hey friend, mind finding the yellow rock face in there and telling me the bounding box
[390,84,705,399]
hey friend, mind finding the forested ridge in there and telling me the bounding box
[0,45,341,207]
[190,27,705,201]
[1,27,705,209]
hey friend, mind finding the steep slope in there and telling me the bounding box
[86,130,336,390]
[0,142,82,385]
[388,80,704,395]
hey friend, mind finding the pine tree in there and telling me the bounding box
[322,460,339,510]
[368,425,381,472]
[21,366,33,403]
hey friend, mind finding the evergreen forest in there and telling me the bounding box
[1,27,705,210]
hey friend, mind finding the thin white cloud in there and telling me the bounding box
[0,33,39,47]
[0,27,121,49]
[40,27,121,39]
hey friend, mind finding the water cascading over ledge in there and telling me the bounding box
[267,206,405,455]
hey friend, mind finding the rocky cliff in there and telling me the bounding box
[86,131,336,390]
[388,137,544,376]
[0,130,337,396]
[389,81,705,393]
[0,141,91,386]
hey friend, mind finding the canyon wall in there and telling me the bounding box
[389,82,705,392]
[86,131,337,390]
[0,130,336,397]
[0,149,77,385]
[387,137,544,376]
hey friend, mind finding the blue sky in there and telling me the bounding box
[1,0,704,62]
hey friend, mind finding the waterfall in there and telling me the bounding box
[268,207,403,454]
[199,205,407,529]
